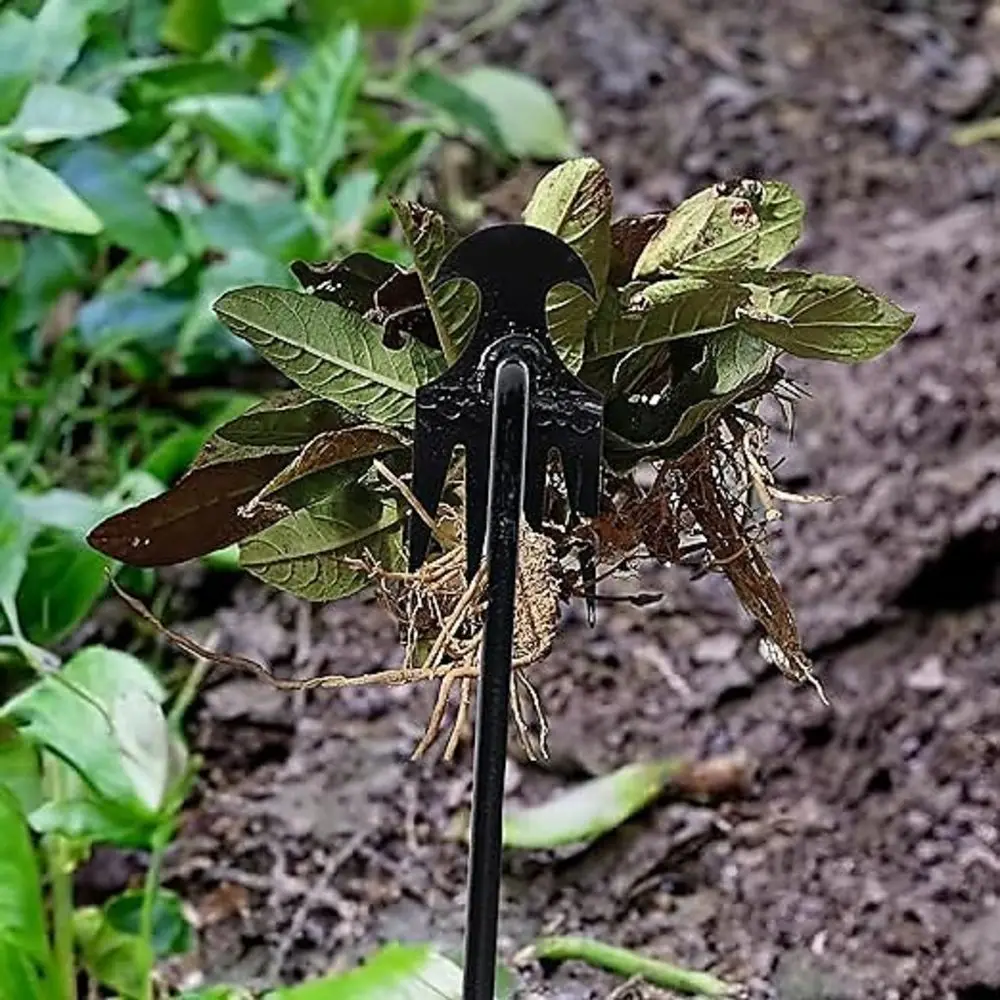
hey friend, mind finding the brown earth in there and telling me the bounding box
[84,2,1000,997]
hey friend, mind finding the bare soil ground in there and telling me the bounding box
[81,2,1000,997]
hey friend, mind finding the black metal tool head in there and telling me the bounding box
[408,223,604,578]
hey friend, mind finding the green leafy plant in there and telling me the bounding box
[88,156,914,758]
[0,644,198,1000]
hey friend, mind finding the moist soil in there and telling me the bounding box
[80,2,1000,998]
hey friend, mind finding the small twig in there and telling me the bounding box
[444,676,473,761]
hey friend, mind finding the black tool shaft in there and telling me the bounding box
[462,357,529,1000]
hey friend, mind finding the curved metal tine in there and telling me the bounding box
[408,421,460,573]
[463,436,491,580]
[559,433,602,519]
[522,439,553,531]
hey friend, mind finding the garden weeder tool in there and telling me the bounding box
[406,223,603,1000]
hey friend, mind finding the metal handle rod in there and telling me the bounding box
[462,357,530,1000]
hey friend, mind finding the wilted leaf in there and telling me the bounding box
[502,759,687,849]
[405,67,507,159]
[290,252,398,313]
[216,390,356,448]
[0,147,101,235]
[215,285,443,425]
[584,278,747,361]
[390,198,476,364]
[2,647,168,822]
[87,446,294,567]
[608,213,667,285]
[248,425,407,513]
[523,157,612,371]
[634,187,760,278]
[263,942,468,1000]
[753,180,805,268]
[58,144,178,260]
[5,84,127,144]
[240,488,404,601]
[454,66,576,161]
[738,272,915,362]
[279,24,365,180]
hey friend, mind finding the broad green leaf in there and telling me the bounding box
[523,157,612,371]
[754,181,805,268]
[278,25,365,180]
[168,94,277,168]
[634,187,760,278]
[329,169,379,235]
[104,889,192,958]
[454,66,576,161]
[530,937,729,997]
[370,122,438,190]
[1,647,168,821]
[264,942,463,1000]
[6,231,89,332]
[77,289,188,353]
[390,198,476,364]
[0,237,24,286]
[0,728,42,818]
[216,390,355,448]
[214,285,444,425]
[122,60,256,106]
[405,68,506,159]
[5,84,127,144]
[0,470,33,630]
[221,0,291,24]
[307,0,426,29]
[0,939,51,1000]
[29,796,159,847]
[33,0,114,82]
[240,488,404,601]
[738,272,915,362]
[0,147,101,235]
[585,279,748,361]
[178,250,294,363]
[187,199,316,261]
[0,12,38,126]
[58,145,178,259]
[502,759,686,849]
[161,0,224,54]
[74,905,154,1000]
[0,787,48,963]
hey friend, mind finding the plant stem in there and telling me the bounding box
[44,761,76,1000]
[527,937,732,997]
[139,827,170,1000]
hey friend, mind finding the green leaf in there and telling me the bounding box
[278,24,365,181]
[221,0,291,25]
[738,272,914,362]
[0,727,42,818]
[0,237,24,287]
[0,939,51,1000]
[754,181,805,268]
[77,289,188,354]
[161,0,224,54]
[1,647,169,821]
[0,470,34,632]
[0,787,49,963]
[122,59,256,106]
[307,0,426,29]
[6,230,89,333]
[32,0,112,82]
[454,66,576,161]
[215,390,356,448]
[29,796,159,847]
[523,157,612,371]
[0,147,101,235]
[405,68,507,159]
[634,187,760,278]
[74,905,154,1000]
[214,285,443,425]
[390,198,476,364]
[263,942,465,1000]
[585,279,748,361]
[529,938,729,997]
[187,198,315,261]
[5,83,127,144]
[0,12,38,126]
[502,759,686,849]
[104,889,192,958]
[240,487,404,601]
[168,94,277,168]
[58,144,178,259]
